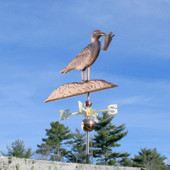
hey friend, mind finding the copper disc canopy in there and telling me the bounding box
[44,79,118,103]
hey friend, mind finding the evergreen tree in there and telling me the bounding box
[119,157,133,167]
[93,112,129,165]
[1,139,33,158]
[66,129,86,163]
[36,121,73,161]
[133,148,167,170]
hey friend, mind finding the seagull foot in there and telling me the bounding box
[81,80,89,83]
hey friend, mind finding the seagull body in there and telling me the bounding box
[60,40,100,73]
[60,30,106,81]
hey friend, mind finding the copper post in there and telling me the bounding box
[86,129,90,164]
[86,91,90,164]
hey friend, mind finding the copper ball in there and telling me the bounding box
[81,118,95,132]
[84,100,92,107]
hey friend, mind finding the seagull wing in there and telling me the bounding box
[67,44,92,70]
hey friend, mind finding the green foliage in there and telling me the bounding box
[66,129,86,163]
[118,157,133,167]
[36,121,73,161]
[1,139,33,158]
[133,148,167,170]
[93,112,129,165]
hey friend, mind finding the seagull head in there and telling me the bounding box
[91,30,106,42]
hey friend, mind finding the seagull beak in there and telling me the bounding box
[100,32,106,36]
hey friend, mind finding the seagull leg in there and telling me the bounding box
[84,70,87,81]
[87,67,90,81]
[81,71,84,82]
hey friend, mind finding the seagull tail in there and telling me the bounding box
[60,67,70,74]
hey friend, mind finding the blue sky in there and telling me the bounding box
[0,0,170,162]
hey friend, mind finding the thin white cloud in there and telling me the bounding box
[116,95,152,105]
[0,0,169,61]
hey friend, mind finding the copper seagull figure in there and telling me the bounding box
[60,30,107,82]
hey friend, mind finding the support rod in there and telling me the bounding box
[87,92,90,102]
[86,88,90,164]
[86,130,90,164]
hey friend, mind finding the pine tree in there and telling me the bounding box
[36,121,73,161]
[119,157,133,167]
[93,112,129,165]
[1,139,33,158]
[66,129,86,163]
[133,148,167,170]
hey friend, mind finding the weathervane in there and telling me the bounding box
[45,30,118,164]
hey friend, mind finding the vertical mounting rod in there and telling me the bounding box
[86,130,90,164]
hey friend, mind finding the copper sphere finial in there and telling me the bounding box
[84,100,92,107]
[81,118,95,132]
